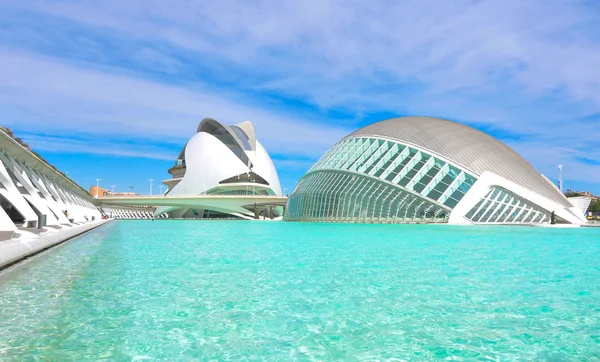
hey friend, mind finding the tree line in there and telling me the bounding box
[589,199,600,213]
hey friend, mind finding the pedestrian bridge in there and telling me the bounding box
[96,195,288,219]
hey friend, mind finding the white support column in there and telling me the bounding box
[450,170,587,225]
[421,163,449,196]
[501,200,522,223]
[478,190,505,223]
[469,199,490,222]
[438,171,466,205]
[392,151,422,184]
[0,157,38,227]
[406,156,434,191]
[357,140,387,173]
[367,143,398,177]
[349,139,377,171]
[448,175,489,225]
[53,183,86,222]
[517,207,534,223]
[0,206,17,240]
[380,146,409,180]
[26,167,71,224]
[2,154,60,226]
[39,174,69,211]
[490,195,514,223]
[332,139,357,169]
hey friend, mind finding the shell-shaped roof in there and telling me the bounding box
[346,116,570,207]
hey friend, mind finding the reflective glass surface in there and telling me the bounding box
[286,171,448,223]
[464,187,550,224]
[286,137,478,223]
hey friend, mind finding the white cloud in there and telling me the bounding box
[8,0,598,119]
[20,133,176,161]
[28,0,599,103]
[508,141,600,184]
[0,0,599,185]
[0,49,350,158]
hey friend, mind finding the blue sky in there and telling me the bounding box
[1,0,599,195]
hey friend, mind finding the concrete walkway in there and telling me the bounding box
[0,219,112,270]
[582,223,600,228]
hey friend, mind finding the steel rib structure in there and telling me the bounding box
[286,116,585,225]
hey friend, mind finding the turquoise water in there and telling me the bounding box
[1,221,599,360]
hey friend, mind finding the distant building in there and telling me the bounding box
[286,116,587,225]
[0,128,100,239]
[565,189,598,200]
[89,186,107,197]
[89,186,140,197]
[156,118,281,219]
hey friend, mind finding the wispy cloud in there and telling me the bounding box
[0,49,350,158]
[18,132,176,161]
[0,0,599,188]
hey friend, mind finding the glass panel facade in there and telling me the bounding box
[308,137,477,204]
[465,187,550,224]
[286,171,448,223]
[286,136,479,223]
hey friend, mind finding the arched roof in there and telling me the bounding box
[346,116,570,207]
[176,118,256,166]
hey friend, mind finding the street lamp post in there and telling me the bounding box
[95,178,102,198]
[159,184,164,195]
[129,186,134,194]
[283,187,287,196]
[148,179,154,196]
[110,185,116,193]
[558,164,563,193]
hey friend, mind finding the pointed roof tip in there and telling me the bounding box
[233,121,257,150]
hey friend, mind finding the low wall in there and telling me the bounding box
[0,219,111,270]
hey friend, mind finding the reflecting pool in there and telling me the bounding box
[1,221,599,360]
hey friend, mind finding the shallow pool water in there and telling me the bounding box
[1,221,599,360]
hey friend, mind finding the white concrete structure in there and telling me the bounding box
[100,194,287,220]
[156,118,282,219]
[100,206,166,219]
[567,196,593,217]
[0,219,109,269]
[286,116,587,225]
[0,129,102,240]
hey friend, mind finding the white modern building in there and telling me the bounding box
[155,118,282,219]
[0,129,102,240]
[286,116,587,225]
[100,206,167,220]
[567,196,593,217]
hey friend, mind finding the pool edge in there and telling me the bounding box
[0,219,113,271]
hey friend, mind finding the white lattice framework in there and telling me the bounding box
[100,206,166,219]
[0,131,101,240]
[286,117,588,225]
[287,136,477,223]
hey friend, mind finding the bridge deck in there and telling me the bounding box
[97,195,288,207]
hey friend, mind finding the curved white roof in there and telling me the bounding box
[346,116,570,207]
[169,118,281,196]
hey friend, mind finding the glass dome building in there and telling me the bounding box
[285,117,586,225]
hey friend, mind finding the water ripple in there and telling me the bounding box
[0,221,599,360]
